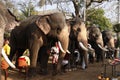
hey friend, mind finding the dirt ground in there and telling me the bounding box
[1,61,120,80]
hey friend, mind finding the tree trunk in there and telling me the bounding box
[72,0,80,17]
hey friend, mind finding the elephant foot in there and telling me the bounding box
[39,69,48,75]
[52,71,57,76]
[52,71,65,76]
[85,66,88,69]
[81,66,88,70]
[27,67,37,78]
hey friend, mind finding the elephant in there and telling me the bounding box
[102,30,115,59]
[37,17,89,73]
[87,26,107,63]
[67,18,89,69]
[0,1,18,79]
[9,12,69,78]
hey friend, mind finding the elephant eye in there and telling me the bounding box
[77,28,81,32]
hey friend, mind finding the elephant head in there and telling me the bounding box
[68,18,88,50]
[67,18,88,68]
[87,26,108,62]
[9,12,69,76]
[102,30,115,49]
[87,26,106,50]
[102,30,115,58]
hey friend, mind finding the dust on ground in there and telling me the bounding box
[1,61,120,80]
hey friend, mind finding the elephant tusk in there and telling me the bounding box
[66,50,71,54]
[1,48,16,69]
[58,41,66,53]
[88,44,94,51]
[79,42,88,51]
[98,44,108,51]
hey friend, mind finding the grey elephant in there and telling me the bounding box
[102,30,115,59]
[9,12,69,78]
[67,18,88,69]
[0,1,18,80]
[87,26,107,62]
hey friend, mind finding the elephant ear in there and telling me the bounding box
[36,16,51,35]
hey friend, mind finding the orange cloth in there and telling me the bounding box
[18,56,30,67]
[18,57,27,67]
[1,60,9,69]
[1,43,10,69]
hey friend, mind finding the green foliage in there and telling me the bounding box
[86,8,112,30]
[18,1,36,20]
[113,23,120,33]
[4,31,10,40]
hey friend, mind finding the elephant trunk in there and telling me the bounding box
[57,25,69,57]
[107,37,115,49]
[79,40,88,68]
[96,33,104,47]
[57,25,69,72]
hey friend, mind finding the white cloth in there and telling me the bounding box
[52,54,59,64]
[51,46,59,54]
[74,50,80,62]
[62,60,68,65]
[19,56,30,66]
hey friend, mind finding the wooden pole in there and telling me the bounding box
[84,0,86,22]
[118,0,120,23]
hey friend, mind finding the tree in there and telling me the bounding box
[86,0,108,8]
[86,8,112,30]
[113,23,120,33]
[38,0,107,19]
[18,0,37,20]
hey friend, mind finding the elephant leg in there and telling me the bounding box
[101,51,105,64]
[71,53,76,69]
[38,46,49,75]
[28,38,43,77]
[83,52,88,69]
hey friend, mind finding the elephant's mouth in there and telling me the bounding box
[98,44,108,51]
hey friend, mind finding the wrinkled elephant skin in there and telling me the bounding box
[9,12,69,77]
